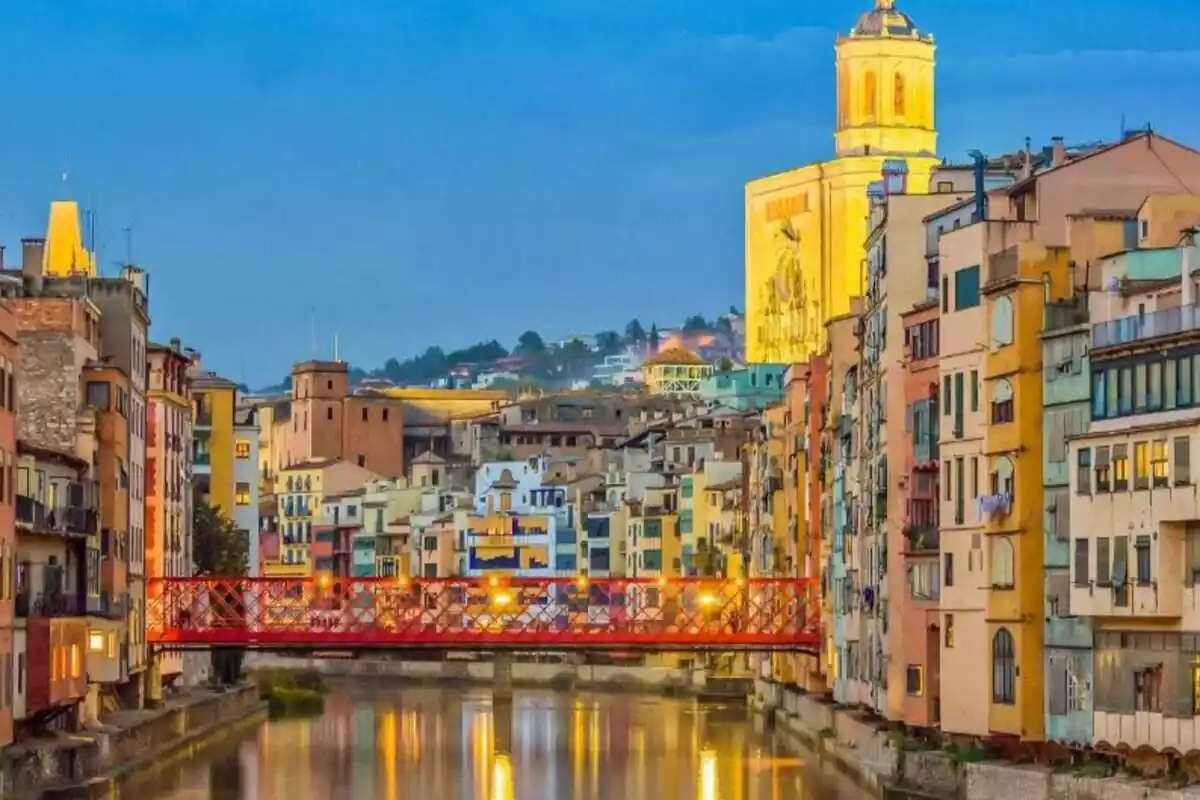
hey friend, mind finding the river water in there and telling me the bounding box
[134,685,869,799]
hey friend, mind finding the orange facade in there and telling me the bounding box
[84,364,131,613]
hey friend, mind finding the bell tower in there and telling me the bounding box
[834,0,937,158]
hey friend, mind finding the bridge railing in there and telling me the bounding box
[145,576,819,652]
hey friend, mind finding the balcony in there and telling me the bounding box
[903,525,940,554]
[16,590,87,618]
[1092,303,1200,350]
[914,436,939,464]
[1044,296,1088,332]
[16,496,99,536]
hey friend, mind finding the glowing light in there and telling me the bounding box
[396,575,409,588]
[699,747,718,800]
[576,575,589,591]
[491,753,514,800]
[657,576,668,588]
[87,630,105,653]
[698,592,718,608]
[492,592,513,608]
[318,574,331,590]
[488,575,500,588]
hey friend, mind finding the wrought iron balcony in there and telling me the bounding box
[16,590,88,618]
[16,497,98,536]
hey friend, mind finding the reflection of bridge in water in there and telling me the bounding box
[146,576,819,653]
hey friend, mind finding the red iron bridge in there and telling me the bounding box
[146,576,820,653]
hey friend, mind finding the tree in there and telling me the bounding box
[193,500,249,687]
[728,305,741,316]
[625,319,646,345]
[515,330,547,357]
[682,315,709,332]
[556,338,592,377]
[595,330,622,355]
[718,356,734,372]
[649,323,660,353]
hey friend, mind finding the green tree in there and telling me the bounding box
[595,330,622,355]
[556,338,592,377]
[682,315,709,332]
[649,323,660,353]
[718,356,734,372]
[625,319,646,345]
[515,330,547,357]
[192,500,249,687]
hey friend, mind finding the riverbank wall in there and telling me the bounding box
[751,680,1200,800]
[245,653,753,699]
[3,684,265,800]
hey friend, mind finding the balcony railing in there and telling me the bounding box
[1044,296,1089,332]
[16,497,99,536]
[1093,304,1200,349]
[16,590,87,618]
[903,525,940,553]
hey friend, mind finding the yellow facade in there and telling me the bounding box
[642,349,713,397]
[42,200,96,277]
[745,0,939,362]
[379,387,508,422]
[981,242,1071,739]
[195,381,237,514]
[267,464,326,576]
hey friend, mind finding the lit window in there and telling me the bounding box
[235,439,251,459]
[107,632,117,659]
[236,482,252,506]
[87,630,105,654]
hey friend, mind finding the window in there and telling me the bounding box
[235,482,251,505]
[990,295,1014,348]
[970,456,979,498]
[991,379,1014,424]
[1092,371,1107,418]
[992,628,1015,705]
[1135,534,1151,584]
[1096,537,1111,585]
[235,439,251,459]
[86,381,110,409]
[944,552,954,587]
[1073,539,1089,585]
[1134,666,1162,713]
[1095,446,1111,492]
[362,408,369,422]
[1149,361,1164,409]
[906,665,923,696]
[326,407,333,421]
[1151,439,1169,488]
[1182,357,1194,406]
[990,536,1014,588]
[943,460,951,502]
[862,70,877,118]
[1175,437,1192,485]
[1076,448,1091,494]
[954,265,981,310]
[991,455,1014,498]
[1113,444,1130,491]
[943,375,951,416]
[944,614,955,648]
[941,276,949,312]
[357,455,366,467]
[1134,441,1150,490]
[970,370,979,412]
[383,408,389,422]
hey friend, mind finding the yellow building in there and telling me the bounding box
[267,458,380,576]
[745,0,939,362]
[680,462,742,577]
[191,372,237,514]
[642,348,713,397]
[43,200,96,277]
[980,241,1071,740]
[626,486,681,580]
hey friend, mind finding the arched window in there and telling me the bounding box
[991,294,1014,349]
[990,535,1014,587]
[992,628,1016,704]
[991,454,1015,498]
[991,378,1014,424]
[893,72,906,117]
[863,71,877,120]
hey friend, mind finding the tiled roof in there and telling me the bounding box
[643,347,706,367]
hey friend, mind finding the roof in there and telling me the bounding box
[848,0,922,39]
[1000,132,1190,197]
[279,458,339,472]
[411,450,447,465]
[643,347,707,367]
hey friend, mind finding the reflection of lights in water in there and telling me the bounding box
[381,710,397,800]
[699,748,718,800]
[491,753,514,800]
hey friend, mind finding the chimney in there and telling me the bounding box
[1020,137,1034,179]
[1051,136,1066,168]
[21,238,44,294]
[969,150,988,222]
[169,337,182,353]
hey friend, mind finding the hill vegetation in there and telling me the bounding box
[255,310,739,394]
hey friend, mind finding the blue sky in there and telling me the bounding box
[0,0,1188,385]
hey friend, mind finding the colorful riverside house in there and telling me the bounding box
[698,364,787,411]
[679,460,742,578]
[641,348,713,398]
[898,298,942,727]
[463,457,556,578]
[1069,212,1200,764]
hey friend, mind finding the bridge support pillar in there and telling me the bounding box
[145,653,164,709]
[493,654,513,703]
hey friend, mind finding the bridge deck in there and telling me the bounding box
[146,576,820,653]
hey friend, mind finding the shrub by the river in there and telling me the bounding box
[252,669,328,719]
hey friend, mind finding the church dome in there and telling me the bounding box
[850,0,921,38]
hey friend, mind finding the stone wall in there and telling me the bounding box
[14,330,82,452]
[1,684,261,798]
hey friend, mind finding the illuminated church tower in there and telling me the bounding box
[745,0,939,362]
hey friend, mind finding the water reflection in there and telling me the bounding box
[134,686,867,799]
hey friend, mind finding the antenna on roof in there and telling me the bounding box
[334,333,340,362]
[310,307,317,358]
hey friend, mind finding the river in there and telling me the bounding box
[133,685,870,799]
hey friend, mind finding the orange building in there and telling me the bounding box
[82,362,131,689]
[897,298,942,726]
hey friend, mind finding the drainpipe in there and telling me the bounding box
[1183,229,1197,332]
